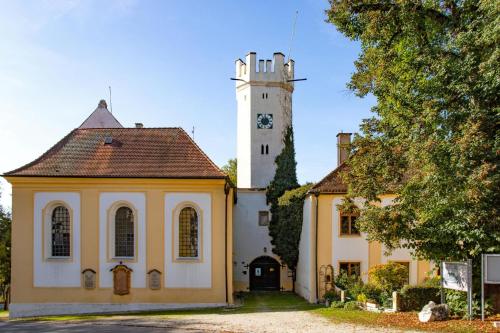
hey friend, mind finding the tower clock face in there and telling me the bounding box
[257,113,273,129]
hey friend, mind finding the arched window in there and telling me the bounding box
[261,144,264,154]
[51,206,70,257]
[265,144,269,155]
[179,207,198,258]
[115,206,134,257]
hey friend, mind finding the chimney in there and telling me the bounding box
[135,123,144,129]
[98,99,108,109]
[337,132,352,166]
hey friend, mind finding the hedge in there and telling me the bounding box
[399,285,441,311]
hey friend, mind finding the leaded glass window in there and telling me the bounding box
[51,206,70,257]
[115,207,134,257]
[179,207,198,258]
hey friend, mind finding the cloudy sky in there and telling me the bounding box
[0,0,375,210]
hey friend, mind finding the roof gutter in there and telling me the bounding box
[224,181,231,304]
[314,191,320,303]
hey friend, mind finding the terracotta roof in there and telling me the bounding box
[4,128,226,179]
[310,163,348,194]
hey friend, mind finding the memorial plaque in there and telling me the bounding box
[148,269,161,290]
[111,264,132,295]
[82,269,96,289]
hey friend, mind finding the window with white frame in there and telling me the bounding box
[51,206,71,257]
[178,207,199,258]
[114,206,134,257]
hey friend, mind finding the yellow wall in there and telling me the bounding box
[7,177,233,304]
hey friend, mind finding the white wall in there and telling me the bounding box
[164,193,212,288]
[296,196,313,302]
[233,190,289,289]
[33,192,81,287]
[99,192,146,288]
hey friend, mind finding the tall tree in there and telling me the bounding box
[273,184,312,291]
[327,1,499,263]
[266,126,299,206]
[221,158,237,186]
[0,190,11,310]
[266,126,300,287]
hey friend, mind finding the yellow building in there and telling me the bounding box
[295,133,432,303]
[4,101,234,318]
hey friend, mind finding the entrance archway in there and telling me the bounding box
[249,256,280,291]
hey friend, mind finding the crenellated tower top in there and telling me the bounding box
[235,52,294,90]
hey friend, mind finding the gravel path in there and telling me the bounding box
[95,310,417,333]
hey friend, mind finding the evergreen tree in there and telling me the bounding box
[266,125,300,289]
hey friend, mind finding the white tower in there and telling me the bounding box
[235,52,295,189]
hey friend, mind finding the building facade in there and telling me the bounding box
[5,103,234,318]
[296,133,432,303]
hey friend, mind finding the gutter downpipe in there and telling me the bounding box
[224,181,230,304]
[314,191,320,303]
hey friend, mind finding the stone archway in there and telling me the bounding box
[249,256,280,291]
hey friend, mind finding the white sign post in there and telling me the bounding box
[481,254,500,321]
[441,260,473,320]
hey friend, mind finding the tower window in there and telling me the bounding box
[258,211,269,226]
[265,145,269,155]
[265,93,268,99]
[261,144,264,155]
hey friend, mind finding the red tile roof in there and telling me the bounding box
[4,128,227,179]
[310,163,348,194]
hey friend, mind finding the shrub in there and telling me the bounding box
[343,301,360,311]
[324,290,340,303]
[330,300,344,309]
[334,271,362,291]
[357,293,367,303]
[399,285,441,311]
[361,283,383,304]
[444,290,493,318]
[368,262,408,293]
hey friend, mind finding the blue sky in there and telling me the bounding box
[0,0,375,209]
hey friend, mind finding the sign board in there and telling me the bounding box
[442,262,469,292]
[484,254,500,284]
[255,268,261,276]
[82,269,96,289]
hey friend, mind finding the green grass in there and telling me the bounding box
[313,307,381,326]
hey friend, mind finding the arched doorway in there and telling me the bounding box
[249,256,280,291]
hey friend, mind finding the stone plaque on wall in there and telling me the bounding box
[111,264,133,295]
[82,269,96,289]
[148,269,161,290]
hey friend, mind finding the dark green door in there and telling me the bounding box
[249,256,280,291]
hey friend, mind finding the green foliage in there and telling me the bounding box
[266,126,299,206]
[445,290,493,318]
[334,271,362,294]
[330,300,345,309]
[343,301,360,311]
[0,190,11,310]
[324,290,340,303]
[266,126,300,287]
[399,285,441,311]
[269,184,313,280]
[368,262,408,293]
[327,0,500,265]
[221,158,237,186]
[361,283,383,304]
